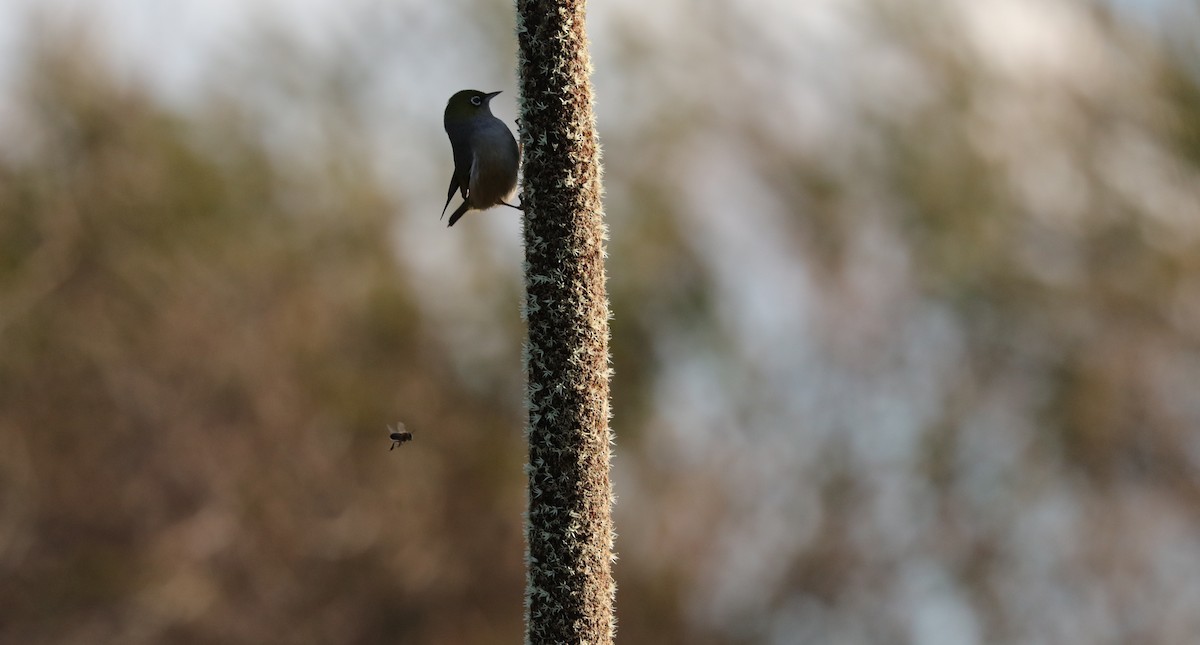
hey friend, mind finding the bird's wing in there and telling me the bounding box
[447,199,471,227]
[468,151,480,200]
[443,124,474,219]
[447,125,473,201]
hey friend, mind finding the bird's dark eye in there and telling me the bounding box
[470,95,483,106]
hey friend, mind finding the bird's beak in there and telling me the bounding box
[485,91,503,102]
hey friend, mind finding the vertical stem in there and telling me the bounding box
[515,0,615,643]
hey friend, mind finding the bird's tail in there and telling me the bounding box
[447,201,471,227]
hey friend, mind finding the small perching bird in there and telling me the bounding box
[442,89,521,227]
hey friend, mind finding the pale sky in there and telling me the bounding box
[0,0,1182,106]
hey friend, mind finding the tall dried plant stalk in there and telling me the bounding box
[515,0,615,642]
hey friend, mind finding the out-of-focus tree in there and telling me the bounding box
[0,28,529,645]
[598,1,1200,642]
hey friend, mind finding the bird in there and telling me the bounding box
[441,89,522,227]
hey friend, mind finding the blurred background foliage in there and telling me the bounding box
[0,0,1198,643]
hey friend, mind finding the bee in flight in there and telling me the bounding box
[388,423,413,450]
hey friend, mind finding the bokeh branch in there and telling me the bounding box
[515,0,615,642]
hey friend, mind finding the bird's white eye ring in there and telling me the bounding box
[470,95,483,106]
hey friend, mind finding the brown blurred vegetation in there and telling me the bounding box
[1,2,1200,644]
[0,32,530,645]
